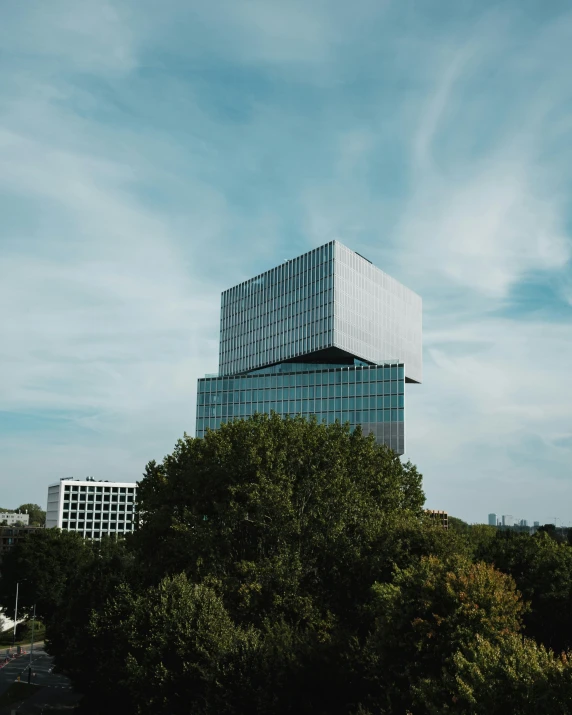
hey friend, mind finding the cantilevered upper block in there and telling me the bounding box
[218,240,422,383]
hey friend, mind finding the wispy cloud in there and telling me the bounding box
[397,10,572,300]
[391,10,572,521]
[0,0,136,74]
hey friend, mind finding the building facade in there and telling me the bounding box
[197,241,422,455]
[0,526,41,561]
[46,478,137,539]
[0,512,30,526]
[488,513,497,526]
[426,510,449,530]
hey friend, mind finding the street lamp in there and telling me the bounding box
[29,603,36,666]
[12,579,30,651]
[12,582,19,650]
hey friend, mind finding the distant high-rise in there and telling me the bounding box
[196,241,422,455]
[519,519,528,527]
[502,515,514,527]
[488,513,496,526]
[534,521,540,527]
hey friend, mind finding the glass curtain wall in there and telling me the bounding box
[196,362,405,454]
[219,243,335,376]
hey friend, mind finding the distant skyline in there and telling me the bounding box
[1,0,571,522]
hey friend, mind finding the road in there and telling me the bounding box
[0,644,80,713]
[0,645,70,693]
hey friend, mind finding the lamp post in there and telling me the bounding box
[29,603,36,665]
[12,582,19,650]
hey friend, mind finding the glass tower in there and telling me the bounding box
[196,241,422,455]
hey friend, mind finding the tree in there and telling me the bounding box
[358,555,526,713]
[0,504,46,526]
[87,574,256,715]
[464,523,497,555]
[45,537,137,711]
[24,414,572,713]
[416,634,572,713]
[476,530,572,652]
[0,528,92,622]
[16,503,46,527]
[132,414,426,631]
[63,415,430,713]
[448,516,470,535]
[536,523,566,544]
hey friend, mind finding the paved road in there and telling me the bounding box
[0,644,74,699]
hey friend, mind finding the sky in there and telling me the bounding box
[1,0,572,524]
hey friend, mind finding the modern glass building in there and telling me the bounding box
[196,241,422,455]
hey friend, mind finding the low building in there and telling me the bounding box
[46,477,137,540]
[0,526,42,560]
[0,512,30,526]
[426,510,448,530]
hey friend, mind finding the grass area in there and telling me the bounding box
[0,681,42,707]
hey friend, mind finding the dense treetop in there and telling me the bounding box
[2,414,572,714]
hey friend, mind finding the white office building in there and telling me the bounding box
[46,477,137,539]
[0,512,30,526]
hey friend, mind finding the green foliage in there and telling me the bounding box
[537,523,567,543]
[88,574,253,715]
[475,529,572,652]
[57,416,432,713]
[416,634,572,713]
[0,619,45,645]
[358,555,526,712]
[0,504,45,525]
[133,414,425,631]
[45,536,136,691]
[22,415,572,714]
[16,503,46,526]
[0,528,92,622]
[447,515,470,534]
[464,523,498,554]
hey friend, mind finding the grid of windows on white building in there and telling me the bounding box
[46,479,137,540]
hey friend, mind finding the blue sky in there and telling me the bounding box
[1,0,571,524]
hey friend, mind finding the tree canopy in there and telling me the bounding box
[17,503,46,527]
[0,527,92,622]
[3,414,572,714]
